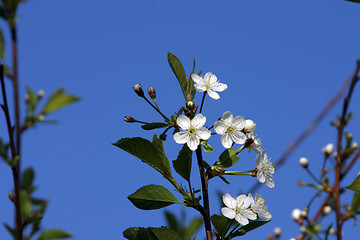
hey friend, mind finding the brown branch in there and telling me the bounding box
[195,146,212,240]
[249,68,352,193]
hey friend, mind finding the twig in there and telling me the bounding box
[195,146,212,240]
[248,61,356,193]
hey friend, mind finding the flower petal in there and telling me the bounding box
[187,135,200,151]
[191,114,206,128]
[212,82,228,92]
[221,207,235,219]
[221,133,233,148]
[235,214,249,226]
[194,83,206,92]
[232,116,245,129]
[207,89,220,100]
[197,127,211,140]
[177,115,190,130]
[257,171,265,183]
[173,132,188,144]
[242,209,257,220]
[222,111,233,121]
[265,177,275,188]
[191,74,204,85]
[208,73,217,84]
[203,72,213,82]
[231,130,246,145]
[214,121,226,135]
[222,193,236,208]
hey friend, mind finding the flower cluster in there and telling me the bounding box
[221,193,271,225]
[173,72,275,188]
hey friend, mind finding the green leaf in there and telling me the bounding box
[128,184,180,210]
[236,220,270,235]
[42,88,80,114]
[141,122,169,130]
[168,52,187,100]
[173,144,192,182]
[202,143,213,153]
[113,136,170,176]
[151,135,171,174]
[213,148,239,169]
[352,192,360,212]
[346,0,360,3]
[20,190,32,219]
[149,227,183,240]
[26,87,38,114]
[210,214,228,237]
[345,175,360,192]
[219,176,230,184]
[21,167,35,193]
[123,227,158,240]
[37,229,72,240]
[164,211,179,232]
[184,217,203,239]
[0,28,5,59]
[325,223,333,240]
[3,223,17,238]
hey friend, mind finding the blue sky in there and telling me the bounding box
[1,0,360,239]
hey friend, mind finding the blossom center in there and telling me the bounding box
[226,126,234,134]
[188,127,197,136]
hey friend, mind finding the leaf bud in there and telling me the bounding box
[291,208,302,221]
[299,157,308,168]
[37,114,44,122]
[323,205,331,215]
[124,116,136,123]
[322,143,334,157]
[8,191,15,202]
[244,119,256,133]
[171,115,178,123]
[147,87,156,99]
[273,227,282,237]
[37,89,45,99]
[25,94,30,103]
[133,84,144,97]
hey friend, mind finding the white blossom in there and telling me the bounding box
[221,193,257,225]
[191,72,227,100]
[173,114,211,151]
[256,151,275,188]
[249,193,272,221]
[323,205,332,215]
[214,111,247,148]
[273,227,282,237]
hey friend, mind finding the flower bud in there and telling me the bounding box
[329,228,335,235]
[322,143,334,156]
[244,119,256,133]
[37,89,45,99]
[323,205,331,215]
[147,87,156,99]
[297,180,305,186]
[299,157,308,168]
[301,208,308,218]
[8,191,15,202]
[187,101,195,111]
[351,142,358,149]
[273,227,282,237]
[124,116,135,123]
[25,94,30,103]
[133,84,144,97]
[300,226,307,233]
[291,208,302,221]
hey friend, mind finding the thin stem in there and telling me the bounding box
[224,169,256,175]
[341,147,360,179]
[235,145,245,155]
[0,64,23,239]
[199,92,206,114]
[305,168,322,185]
[142,95,170,121]
[195,146,212,240]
